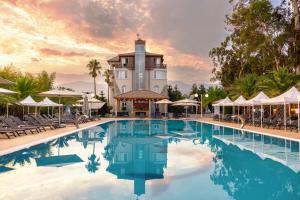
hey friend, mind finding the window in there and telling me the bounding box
[116,153,128,162]
[154,70,166,80]
[153,85,160,93]
[121,85,126,94]
[156,57,161,66]
[121,57,128,67]
[117,70,128,79]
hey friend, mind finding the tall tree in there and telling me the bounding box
[103,69,112,105]
[210,0,290,87]
[230,74,258,99]
[189,84,199,96]
[292,0,300,73]
[87,59,101,96]
[257,67,300,96]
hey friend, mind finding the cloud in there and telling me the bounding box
[39,48,92,57]
[38,0,147,39]
[145,0,230,57]
[168,65,213,84]
[0,0,231,85]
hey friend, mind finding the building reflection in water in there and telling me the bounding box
[104,120,168,197]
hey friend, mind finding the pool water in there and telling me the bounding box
[0,120,300,200]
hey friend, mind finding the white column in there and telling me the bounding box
[148,100,151,117]
[297,99,300,133]
[6,103,8,118]
[238,106,240,124]
[284,103,286,130]
[114,99,117,117]
[252,105,254,126]
[260,104,263,127]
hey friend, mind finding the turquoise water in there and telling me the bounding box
[0,120,300,200]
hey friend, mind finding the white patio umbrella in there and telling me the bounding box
[244,91,270,127]
[39,89,83,125]
[213,97,233,120]
[233,95,246,124]
[155,99,173,117]
[172,101,198,118]
[77,97,101,103]
[19,96,39,117]
[0,77,14,85]
[38,97,63,116]
[0,88,18,117]
[83,95,89,116]
[78,97,105,117]
[261,87,299,130]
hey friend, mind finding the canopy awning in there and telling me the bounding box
[155,99,173,104]
[174,98,198,104]
[18,96,38,106]
[244,91,270,106]
[172,102,198,107]
[114,90,167,100]
[77,97,102,103]
[261,87,299,105]
[39,89,83,97]
[0,88,18,94]
[233,95,246,106]
[213,97,233,106]
[38,97,63,107]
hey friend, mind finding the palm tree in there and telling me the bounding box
[230,74,258,99]
[103,69,112,104]
[13,76,37,99]
[85,142,100,173]
[258,67,300,96]
[86,59,101,96]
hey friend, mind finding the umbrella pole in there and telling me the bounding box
[260,104,263,127]
[165,104,167,118]
[289,104,291,125]
[238,106,239,124]
[6,103,8,118]
[298,99,300,133]
[186,106,188,118]
[284,104,286,131]
[252,105,254,126]
[59,97,61,126]
[23,106,24,119]
[232,106,234,122]
[270,105,271,120]
[222,105,224,120]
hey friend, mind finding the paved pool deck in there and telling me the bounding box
[1,117,300,156]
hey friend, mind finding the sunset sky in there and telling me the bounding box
[0,0,280,86]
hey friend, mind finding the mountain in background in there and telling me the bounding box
[55,73,219,96]
[58,81,107,96]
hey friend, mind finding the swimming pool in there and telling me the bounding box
[0,120,300,200]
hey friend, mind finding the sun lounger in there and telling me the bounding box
[9,116,41,133]
[0,117,38,134]
[24,115,48,131]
